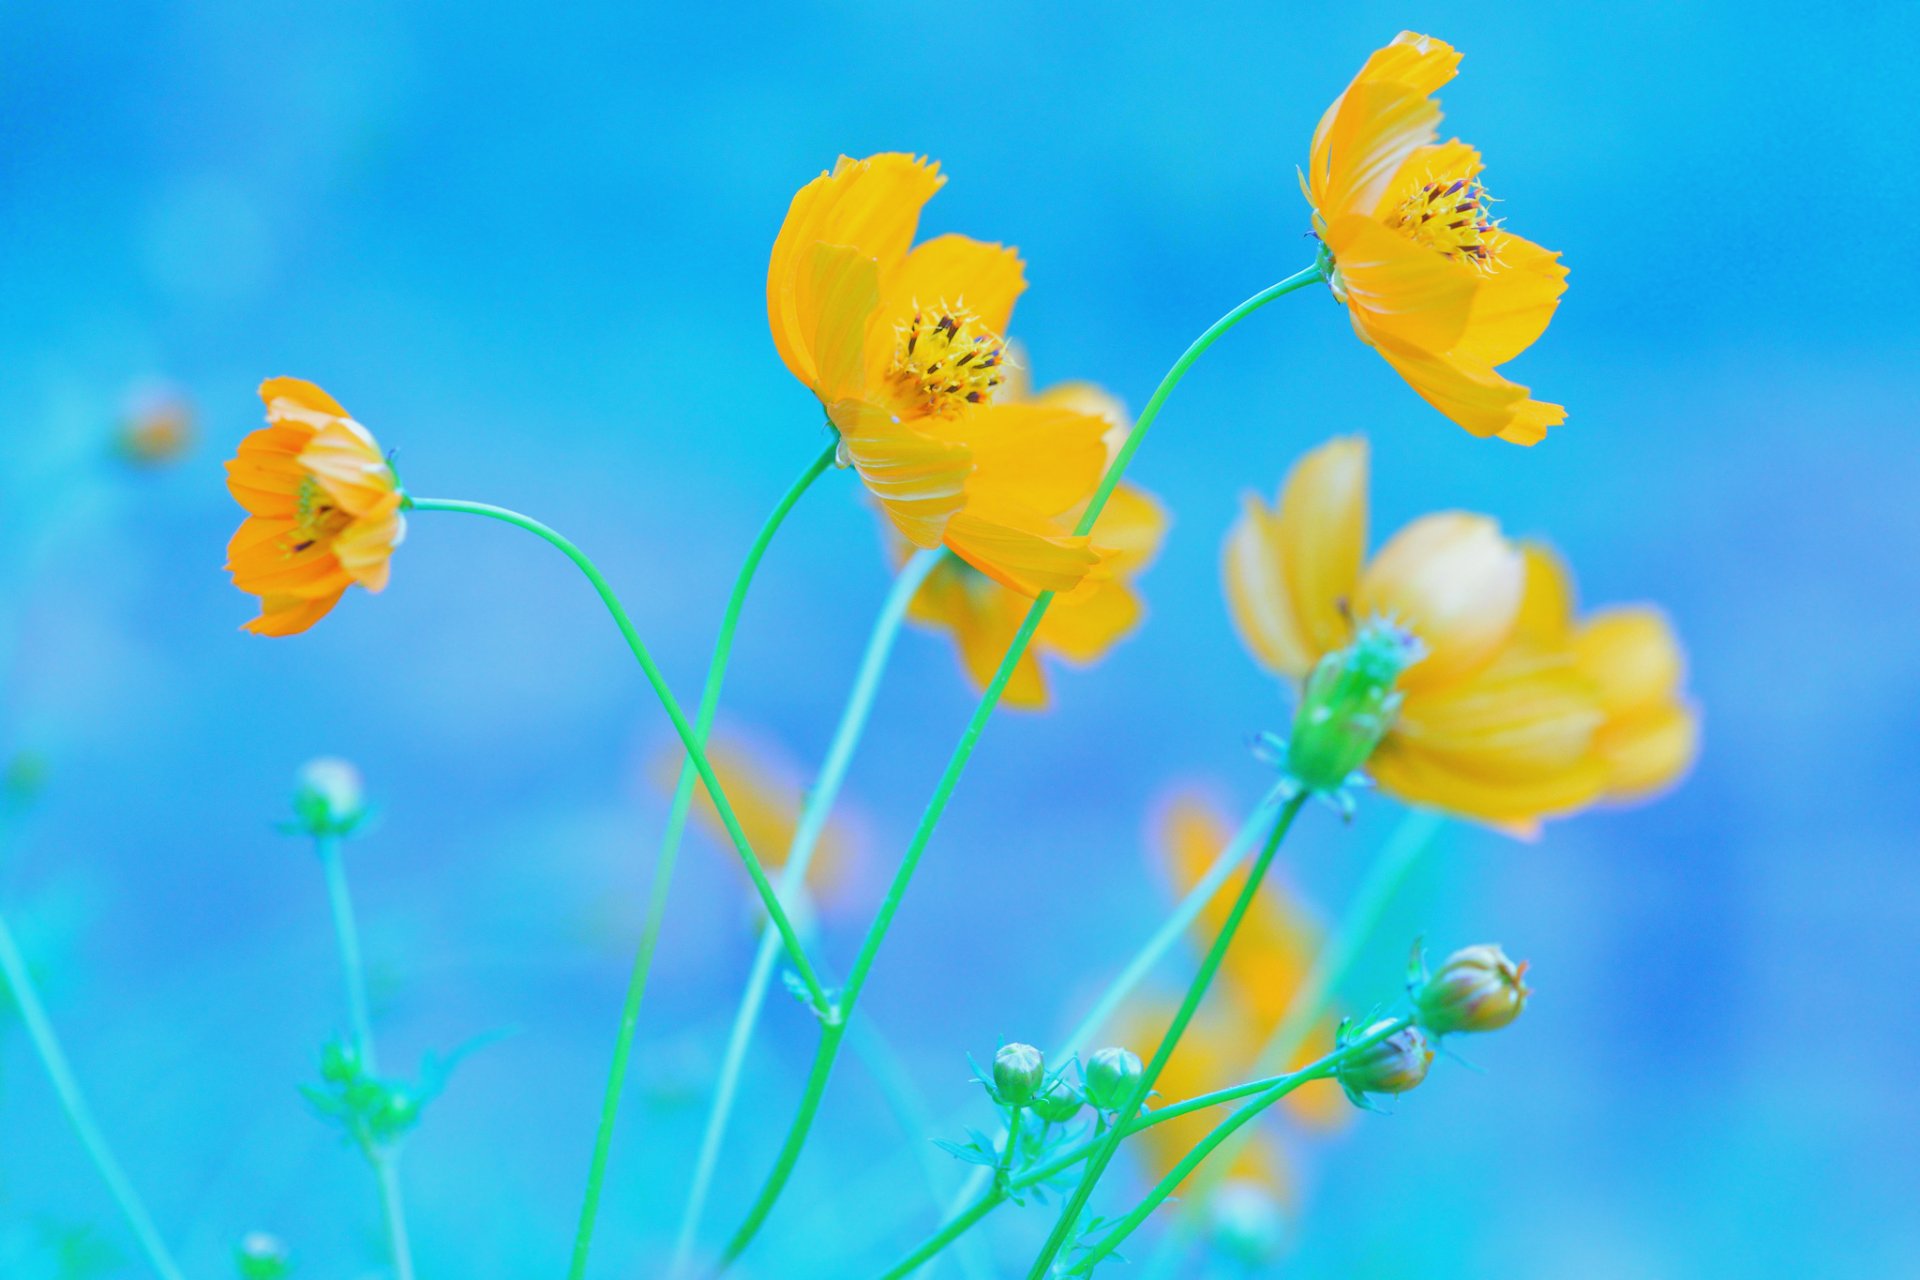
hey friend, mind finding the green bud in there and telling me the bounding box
[292,758,366,836]
[1336,1020,1432,1100]
[1286,622,1423,793]
[992,1043,1045,1107]
[1028,1081,1084,1125]
[1414,944,1530,1036]
[1083,1046,1142,1112]
[235,1232,292,1279]
[319,1040,363,1086]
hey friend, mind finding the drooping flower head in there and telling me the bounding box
[225,379,404,636]
[1226,437,1700,828]
[906,360,1169,708]
[768,154,1115,596]
[1307,33,1568,444]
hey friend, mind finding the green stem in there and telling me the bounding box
[406,496,828,1013]
[315,833,415,1280]
[881,1187,1004,1280]
[717,263,1323,1270]
[560,440,833,1280]
[0,909,186,1280]
[1023,793,1309,1277]
[669,549,942,1275]
[1069,1017,1415,1274]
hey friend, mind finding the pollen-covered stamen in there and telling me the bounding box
[1386,176,1502,270]
[888,302,1007,416]
[288,475,351,554]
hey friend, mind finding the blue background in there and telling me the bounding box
[4,1,1918,1276]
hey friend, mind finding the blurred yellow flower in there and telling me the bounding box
[1226,438,1696,827]
[657,730,856,910]
[119,387,194,465]
[906,365,1168,709]
[224,379,404,636]
[1306,33,1567,444]
[768,153,1113,596]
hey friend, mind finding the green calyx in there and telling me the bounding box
[1284,621,1425,796]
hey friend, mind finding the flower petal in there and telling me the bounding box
[1309,34,1457,218]
[1356,512,1522,690]
[1454,229,1568,368]
[1596,699,1699,802]
[1574,607,1686,717]
[1087,482,1168,577]
[909,560,1050,709]
[1033,577,1143,665]
[806,243,885,404]
[828,399,970,549]
[260,377,349,423]
[943,498,1104,597]
[1513,541,1577,645]
[932,402,1108,521]
[879,233,1026,341]
[242,589,347,637]
[1324,213,1478,354]
[1369,332,1565,442]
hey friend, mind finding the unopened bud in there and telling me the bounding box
[992,1043,1045,1107]
[1414,944,1530,1035]
[1336,1020,1432,1101]
[292,758,366,836]
[1286,621,1423,793]
[1029,1081,1083,1125]
[235,1232,292,1279]
[1083,1046,1142,1112]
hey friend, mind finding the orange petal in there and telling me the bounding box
[242,588,347,637]
[805,244,885,403]
[259,377,349,422]
[828,399,970,548]
[879,233,1026,341]
[332,492,405,591]
[225,425,313,516]
[1324,213,1478,355]
[1356,512,1522,690]
[767,153,944,388]
[943,499,1104,597]
[301,420,396,517]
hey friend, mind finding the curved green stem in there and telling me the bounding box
[1024,793,1308,1277]
[551,440,833,1280]
[315,833,415,1280]
[406,496,828,1014]
[1069,1017,1415,1274]
[669,548,941,1275]
[882,1186,1004,1280]
[0,909,186,1280]
[718,263,1323,1271]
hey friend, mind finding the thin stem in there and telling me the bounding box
[1024,793,1309,1277]
[670,548,941,1275]
[0,909,186,1280]
[316,834,415,1280]
[718,263,1323,1270]
[564,440,833,1280]
[1069,1017,1415,1274]
[406,496,828,1012]
[881,1187,1004,1280]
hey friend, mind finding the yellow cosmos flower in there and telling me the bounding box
[1307,33,1568,444]
[1225,437,1610,827]
[662,730,857,911]
[1517,545,1701,802]
[768,153,1115,596]
[906,363,1169,709]
[224,379,405,636]
[119,387,194,466]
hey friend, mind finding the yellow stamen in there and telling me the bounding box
[1386,176,1500,270]
[888,303,1007,417]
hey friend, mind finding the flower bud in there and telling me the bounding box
[1414,944,1530,1035]
[1286,621,1424,793]
[1083,1046,1143,1112]
[1028,1081,1083,1125]
[235,1232,293,1279]
[292,758,366,836]
[1335,1020,1432,1100]
[992,1043,1045,1107]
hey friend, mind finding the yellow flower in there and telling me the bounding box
[119,387,194,466]
[659,730,857,910]
[768,153,1115,596]
[1306,33,1568,444]
[906,363,1169,709]
[225,379,404,636]
[1518,545,1701,802]
[1225,437,1610,827]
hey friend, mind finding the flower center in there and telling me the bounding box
[888,303,1007,416]
[290,475,351,552]
[1386,177,1500,270]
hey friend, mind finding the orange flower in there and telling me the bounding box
[1226,438,1611,827]
[225,379,404,636]
[906,364,1168,709]
[1306,33,1567,444]
[119,387,194,466]
[768,153,1113,596]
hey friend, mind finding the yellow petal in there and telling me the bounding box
[1324,212,1478,354]
[828,399,970,549]
[805,244,885,403]
[301,420,395,518]
[242,589,346,637]
[1454,229,1568,368]
[767,153,944,389]
[1033,578,1143,665]
[1596,699,1700,802]
[1369,333,1565,443]
[1573,606,1685,718]
[1356,512,1522,690]
[1309,67,1452,218]
[909,560,1050,709]
[935,402,1108,521]
[332,492,405,591]
[879,233,1026,341]
[1513,541,1577,646]
[943,500,1104,597]
[1087,482,1168,578]
[259,377,349,424]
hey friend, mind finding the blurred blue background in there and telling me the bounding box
[4,1,1918,1276]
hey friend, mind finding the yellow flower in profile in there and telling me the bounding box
[906,363,1168,709]
[1306,33,1568,444]
[1225,437,1610,827]
[224,379,404,636]
[768,153,1115,596]
[659,730,857,911]
[1517,545,1700,802]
